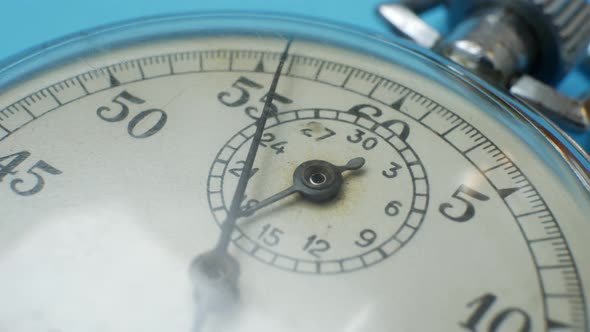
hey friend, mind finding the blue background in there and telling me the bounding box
[1,0,589,150]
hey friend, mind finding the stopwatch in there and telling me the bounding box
[1,1,590,331]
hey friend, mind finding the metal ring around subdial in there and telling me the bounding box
[207,108,429,274]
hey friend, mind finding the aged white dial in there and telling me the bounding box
[0,15,588,332]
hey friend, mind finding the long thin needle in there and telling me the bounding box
[191,40,293,332]
[214,39,293,253]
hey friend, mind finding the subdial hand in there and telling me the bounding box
[190,39,292,331]
[241,157,366,216]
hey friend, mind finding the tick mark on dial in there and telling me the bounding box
[107,70,120,87]
[254,58,265,72]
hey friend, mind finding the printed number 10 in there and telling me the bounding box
[461,293,531,332]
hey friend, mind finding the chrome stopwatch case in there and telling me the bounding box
[0,11,588,332]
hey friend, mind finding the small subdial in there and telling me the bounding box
[207,108,429,274]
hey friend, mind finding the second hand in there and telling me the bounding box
[216,38,293,253]
[190,39,293,330]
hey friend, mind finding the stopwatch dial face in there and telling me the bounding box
[0,20,589,332]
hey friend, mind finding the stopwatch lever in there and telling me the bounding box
[396,0,444,13]
[510,76,590,131]
[378,3,441,49]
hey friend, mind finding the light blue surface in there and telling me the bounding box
[1,0,589,150]
[0,0,390,60]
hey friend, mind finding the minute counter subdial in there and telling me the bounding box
[207,108,430,274]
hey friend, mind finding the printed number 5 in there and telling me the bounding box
[439,185,490,222]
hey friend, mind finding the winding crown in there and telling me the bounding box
[449,0,590,82]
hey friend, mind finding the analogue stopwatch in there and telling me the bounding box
[1,1,590,331]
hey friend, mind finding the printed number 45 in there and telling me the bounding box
[0,151,62,196]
